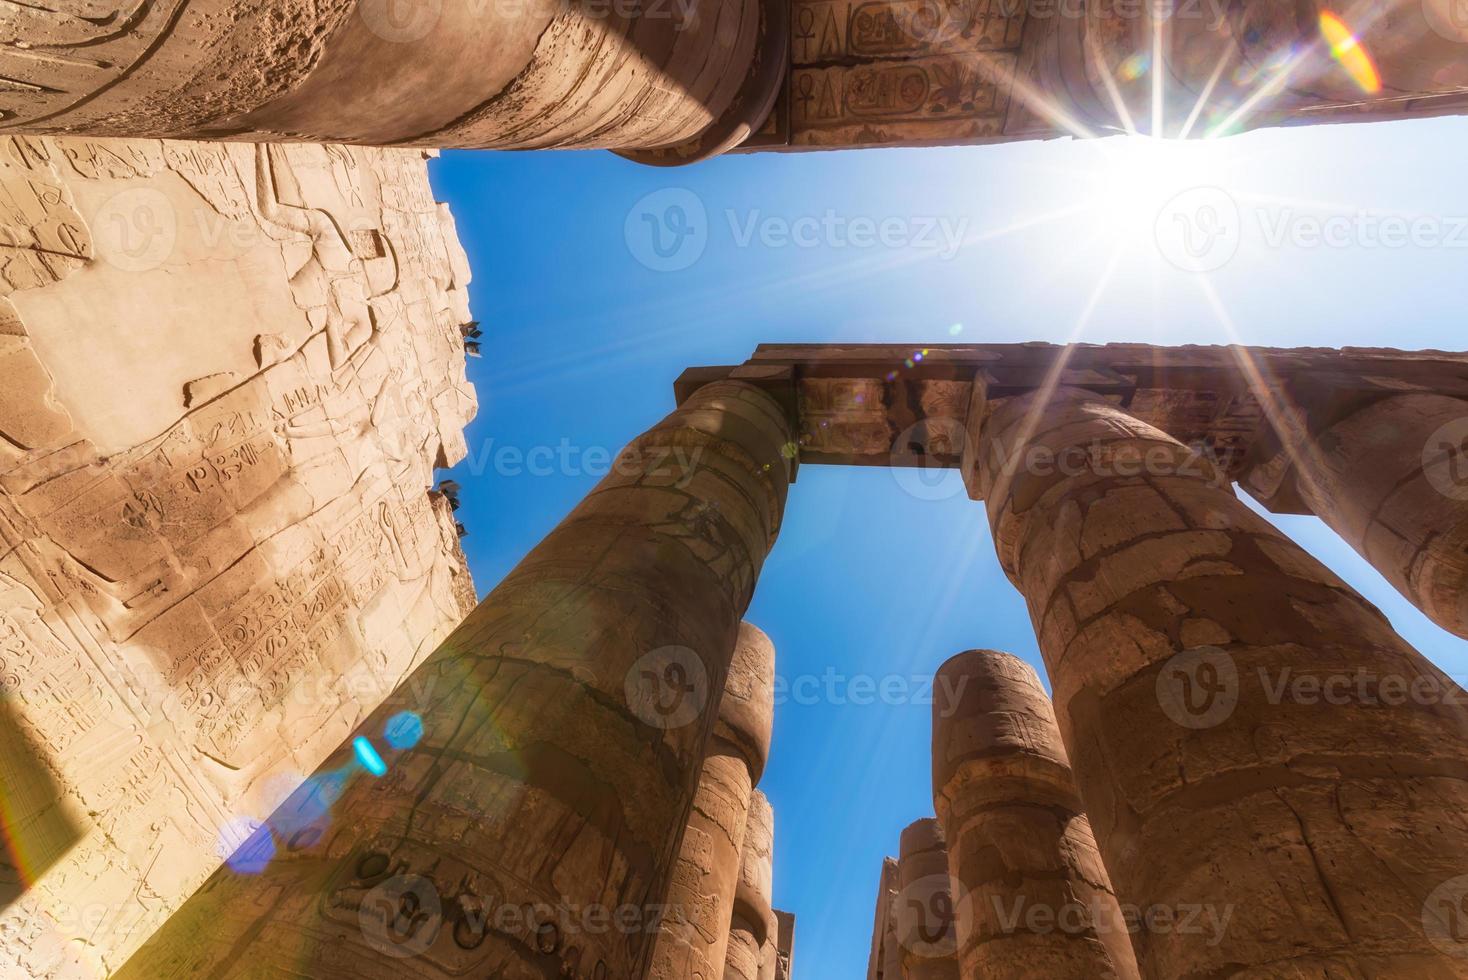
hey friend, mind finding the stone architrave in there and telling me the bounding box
[650,622,777,980]
[0,134,477,979]
[933,649,1139,978]
[973,385,1468,977]
[117,380,795,979]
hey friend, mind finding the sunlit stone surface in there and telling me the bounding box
[117,379,795,979]
[650,622,776,980]
[933,650,1138,979]
[0,133,477,978]
[976,386,1468,976]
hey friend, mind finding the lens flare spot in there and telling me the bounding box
[219,818,276,875]
[1118,53,1151,82]
[353,736,388,777]
[385,711,425,751]
[1320,12,1381,94]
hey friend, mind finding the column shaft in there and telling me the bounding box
[4,0,772,151]
[933,649,1139,979]
[724,790,777,980]
[976,387,1468,978]
[649,622,776,980]
[117,380,794,979]
[894,819,960,980]
[1280,393,1468,639]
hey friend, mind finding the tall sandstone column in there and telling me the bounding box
[3,0,784,156]
[893,819,960,980]
[650,622,776,980]
[724,790,778,980]
[932,649,1138,979]
[973,385,1468,978]
[117,380,795,979]
[1257,392,1468,640]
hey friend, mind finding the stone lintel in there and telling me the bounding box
[679,343,1468,513]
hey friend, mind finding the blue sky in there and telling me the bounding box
[430,117,1468,976]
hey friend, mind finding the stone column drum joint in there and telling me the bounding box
[116,380,795,979]
[974,385,1468,978]
[932,649,1139,979]
[648,621,777,980]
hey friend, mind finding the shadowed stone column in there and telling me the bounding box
[4,0,784,156]
[974,386,1468,978]
[650,621,775,980]
[893,820,960,980]
[932,650,1139,979]
[116,380,794,980]
[1253,393,1468,640]
[724,790,777,980]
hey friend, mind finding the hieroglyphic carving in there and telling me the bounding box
[787,0,1027,147]
[0,134,478,978]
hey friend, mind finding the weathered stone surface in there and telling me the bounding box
[974,386,1468,977]
[762,0,1468,150]
[650,621,776,980]
[894,819,960,980]
[0,134,477,978]
[866,856,905,980]
[118,379,795,979]
[933,649,1138,979]
[726,789,779,980]
[773,909,796,980]
[0,0,778,155]
[1247,390,1468,640]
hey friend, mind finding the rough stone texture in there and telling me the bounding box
[726,789,779,980]
[773,909,796,980]
[866,857,905,980]
[0,0,772,153]
[932,649,1139,979]
[756,0,1468,150]
[0,134,477,978]
[1246,390,1468,640]
[117,379,795,979]
[894,819,960,980]
[974,385,1468,978]
[650,621,776,980]
[684,343,1468,636]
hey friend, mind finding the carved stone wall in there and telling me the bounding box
[0,134,477,978]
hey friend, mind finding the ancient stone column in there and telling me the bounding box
[773,910,796,980]
[974,385,1468,977]
[3,0,785,158]
[866,857,905,980]
[893,819,960,980]
[649,621,776,980]
[117,379,794,979]
[1250,393,1468,640]
[932,649,1139,979]
[724,790,778,980]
